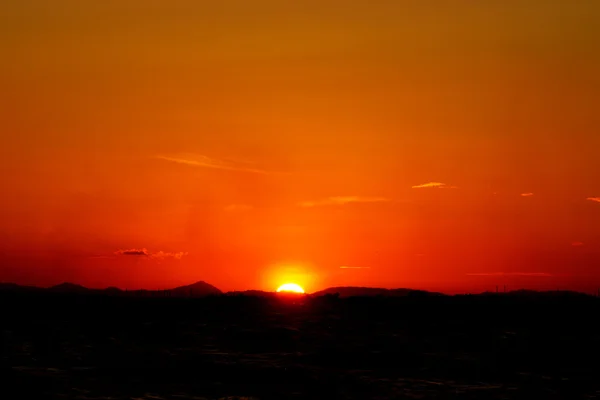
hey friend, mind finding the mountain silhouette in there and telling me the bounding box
[0,283,42,292]
[103,286,123,294]
[0,281,223,297]
[226,290,274,297]
[0,282,595,298]
[48,282,90,293]
[311,286,444,297]
[170,281,222,297]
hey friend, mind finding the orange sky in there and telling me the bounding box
[1,1,600,293]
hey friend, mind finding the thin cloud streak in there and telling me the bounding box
[298,196,390,207]
[115,248,149,256]
[156,154,269,174]
[466,272,552,277]
[114,248,188,260]
[150,251,188,260]
[521,193,534,197]
[340,266,371,269]
[412,182,458,189]
[587,197,600,203]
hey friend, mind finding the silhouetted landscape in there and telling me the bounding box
[0,281,223,298]
[2,281,600,399]
[4,0,600,398]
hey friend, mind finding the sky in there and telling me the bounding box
[1,1,599,293]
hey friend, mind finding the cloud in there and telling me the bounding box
[114,248,188,260]
[572,241,584,247]
[298,196,390,207]
[521,193,534,197]
[224,204,253,212]
[339,266,370,269]
[587,197,600,203]
[412,182,458,189]
[466,272,552,277]
[150,251,189,260]
[156,154,269,174]
[115,248,149,256]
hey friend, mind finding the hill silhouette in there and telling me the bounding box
[103,286,123,295]
[3,283,599,399]
[48,282,90,293]
[311,286,445,297]
[169,281,222,297]
[226,290,274,297]
[0,282,42,293]
[0,281,222,297]
[0,281,597,299]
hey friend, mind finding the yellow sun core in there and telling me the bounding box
[276,283,305,293]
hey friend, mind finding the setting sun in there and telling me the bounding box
[276,283,305,294]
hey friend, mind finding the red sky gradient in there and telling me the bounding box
[1,1,600,293]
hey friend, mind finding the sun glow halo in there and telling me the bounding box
[276,283,305,293]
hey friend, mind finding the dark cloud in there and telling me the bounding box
[114,248,188,260]
[115,248,149,256]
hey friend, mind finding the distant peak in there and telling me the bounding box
[51,282,86,288]
[170,280,223,296]
[49,282,89,292]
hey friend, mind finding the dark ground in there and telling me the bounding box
[1,293,600,399]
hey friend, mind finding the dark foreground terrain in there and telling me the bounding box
[2,292,600,399]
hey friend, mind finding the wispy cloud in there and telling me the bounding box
[466,272,552,277]
[156,154,269,174]
[224,204,253,212]
[340,266,371,269]
[114,248,188,260]
[521,193,534,197]
[298,196,390,207]
[150,251,189,260]
[412,182,458,189]
[587,197,600,203]
[115,248,149,256]
[572,241,585,247]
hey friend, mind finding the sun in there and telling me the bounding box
[276,283,305,293]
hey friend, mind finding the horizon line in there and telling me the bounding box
[2,281,599,296]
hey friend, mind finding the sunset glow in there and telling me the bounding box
[276,284,305,294]
[0,1,599,294]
